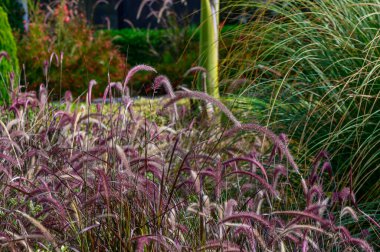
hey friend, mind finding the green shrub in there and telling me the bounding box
[110,28,172,65]
[108,27,198,94]
[0,6,19,103]
[221,0,380,203]
[0,0,25,32]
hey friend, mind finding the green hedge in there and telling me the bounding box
[107,25,237,94]
[109,27,200,65]
[110,29,169,65]
[108,26,237,65]
[107,27,197,94]
[0,6,19,103]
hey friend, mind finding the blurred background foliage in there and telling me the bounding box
[17,2,126,100]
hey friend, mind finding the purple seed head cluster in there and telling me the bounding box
[0,65,375,251]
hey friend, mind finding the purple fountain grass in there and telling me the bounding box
[64,90,73,110]
[306,184,324,206]
[346,237,374,252]
[49,52,59,67]
[153,75,178,120]
[163,90,241,126]
[198,240,241,252]
[102,81,123,103]
[183,66,207,77]
[15,210,61,252]
[9,89,39,112]
[133,235,174,252]
[0,66,375,251]
[183,66,208,94]
[39,83,47,110]
[272,210,332,227]
[119,64,156,118]
[225,170,277,197]
[224,124,308,195]
[223,157,269,182]
[273,164,287,189]
[220,212,271,228]
[122,64,156,91]
[86,80,97,106]
[0,50,10,62]
[43,60,49,78]
[224,199,238,218]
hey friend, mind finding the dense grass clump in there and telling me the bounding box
[0,65,376,251]
[221,0,380,203]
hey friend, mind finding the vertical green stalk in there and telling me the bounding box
[199,0,219,99]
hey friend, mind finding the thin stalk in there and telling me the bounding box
[199,0,220,99]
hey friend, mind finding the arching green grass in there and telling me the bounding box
[221,0,380,204]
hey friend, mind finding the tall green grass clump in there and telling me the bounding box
[0,6,19,103]
[221,0,380,202]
